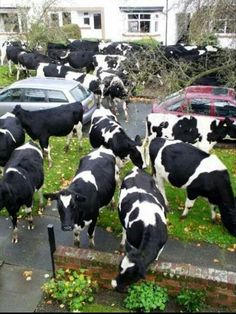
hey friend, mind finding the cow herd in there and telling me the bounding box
[1,38,228,122]
[0,38,236,292]
[0,96,235,291]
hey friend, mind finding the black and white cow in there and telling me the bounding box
[0,141,44,243]
[89,107,145,169]
[17,51,52,80]
[223,117,236,140]
[143,113,228,164]
[5,41,27,76]
[98,41,133,55]
[12,102,83,167]
[0,112,25,168]
[111,167,168,291]
[60,50,96,72]
[44,146,119,247]
[149,137,236,237]
[93,54,127,75]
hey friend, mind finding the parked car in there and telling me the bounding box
[0,77,98,124]
[152,85,236,121]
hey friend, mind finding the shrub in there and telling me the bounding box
[176,287,206,312]
[41,268,98,311]
[61,23,81,40]
[124,281,169,312]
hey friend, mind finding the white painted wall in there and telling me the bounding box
[0,0,235,48]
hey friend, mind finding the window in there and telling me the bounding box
[71,85,89,102]
[167,99,185,111]
[214,101,236,117]
[83,12,90,25]
[188,98,211,115]
[94,13,101,29]
[50,13,59,27]
[62,12,71,25]
[128,13,151,33]
[0,88,22,101]
[0,13,20,32]
[23,89,46,102]
[47,90,68,102]
[214,18,236,34]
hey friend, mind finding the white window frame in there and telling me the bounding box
[127,13,151,33]
[214,18,236,34]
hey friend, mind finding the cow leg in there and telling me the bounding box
[210,204,218,223]
[121,99,128,122]
[119,227,126,253]
[8,60,12,76]
[43,146,52,168]
[40,138,52,168]
[11,214,18,243]
[73,224,81,247]
[181,197,196,219]
[87,218,97,248]
[37,188,44,213]
[153,174,168,206]
[64,131,73,152]
[142,136,150,167]
[75,121,83,149]
[25,206,35,230]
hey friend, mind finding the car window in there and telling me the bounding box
[188,98,211,115]
[71,85,90,102]
[47,90,68,102]
[0,88,22,102]
[22,88,46,102]
[166,99,185,111]
[214,100,236,117]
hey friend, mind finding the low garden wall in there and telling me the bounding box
[54,245,236,309]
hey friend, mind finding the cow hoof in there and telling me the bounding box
[28,224,34,230]
[180,215,186,220]
[64,146,69,153]
[12,237,18,244]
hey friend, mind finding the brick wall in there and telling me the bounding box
[54,245,236,309]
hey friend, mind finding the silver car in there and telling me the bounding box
[0,77,98,124]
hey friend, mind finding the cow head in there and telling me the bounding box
[12,105,22,116]
[111,250,145,292]
[44,190,86,231]
[207,119,228,142]
[129,135,146,169]
[223,117,236,139]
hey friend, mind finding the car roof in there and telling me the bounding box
[184,85,236,99]
[8,77,80,91]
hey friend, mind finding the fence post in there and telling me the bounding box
[47,224,56,278]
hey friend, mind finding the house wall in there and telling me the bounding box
[0,0,235,48]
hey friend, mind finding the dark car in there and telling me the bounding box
[152,85,236,120]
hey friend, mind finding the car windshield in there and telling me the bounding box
[71,85,90,102]
[159,90,183,106]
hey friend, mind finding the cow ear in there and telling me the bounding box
[43,192,58,201]
[134,135,142,146]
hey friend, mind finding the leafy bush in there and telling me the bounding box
[176,287,206,312]
[61,23,81,40]
[124,281,169,312]
[42,268,98,312]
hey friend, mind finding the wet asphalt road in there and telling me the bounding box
[83,101,153,139]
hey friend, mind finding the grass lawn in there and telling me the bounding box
[1,134,233,250]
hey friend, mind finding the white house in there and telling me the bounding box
[0,0,235,48]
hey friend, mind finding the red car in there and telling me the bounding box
[152,85,236,120]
